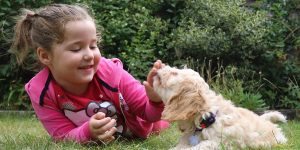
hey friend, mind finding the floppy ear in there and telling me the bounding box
[161,86,208,122]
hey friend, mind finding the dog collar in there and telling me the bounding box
[188,112,216,146]
[194,112,216,132]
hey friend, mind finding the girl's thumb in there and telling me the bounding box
[93,112,106,120]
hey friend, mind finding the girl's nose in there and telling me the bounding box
[83,48,94,60]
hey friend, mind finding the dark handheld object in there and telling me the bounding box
[86,101,117,118]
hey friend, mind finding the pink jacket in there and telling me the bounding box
[25,57,168,142]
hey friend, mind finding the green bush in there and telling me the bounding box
[0,0,53,110]
[168,0,300,109]
[169,0,268,63]
[258,0,300,109]
[90,1,170,80]
[0,0,299,110]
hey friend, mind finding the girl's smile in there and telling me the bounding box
[79,65,94,74]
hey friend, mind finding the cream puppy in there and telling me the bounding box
[153,66,287,150]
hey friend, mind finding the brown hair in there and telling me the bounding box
[10,4,96,70]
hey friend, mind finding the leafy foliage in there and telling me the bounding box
[0,0,53,110]
[168,0,300,109]
[0,0,299,110]
[169,0,268,64]
[90,1,170,80]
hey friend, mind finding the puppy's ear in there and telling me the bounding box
[161,86,207,122]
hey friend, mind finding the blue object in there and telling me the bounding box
[188,135,200,146]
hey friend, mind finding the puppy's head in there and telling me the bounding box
[153,66,209,122]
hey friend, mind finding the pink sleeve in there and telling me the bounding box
[119,69,164,122]
[31,97,92,143]
[25,68,92,143]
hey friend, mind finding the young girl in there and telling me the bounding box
[10,4,168,144]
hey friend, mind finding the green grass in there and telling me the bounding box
[0,113,299,150]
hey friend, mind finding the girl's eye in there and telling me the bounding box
[90,46,98,50]
[70,49,80,52]
[70,46,81,52]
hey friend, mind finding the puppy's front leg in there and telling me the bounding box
[191,140,220,150]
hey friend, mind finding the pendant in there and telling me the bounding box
[188,134,200,146]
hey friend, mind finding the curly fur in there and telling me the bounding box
[153,66,287,150]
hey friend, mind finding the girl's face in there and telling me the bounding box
[47,19,101,94]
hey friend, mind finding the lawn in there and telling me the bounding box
[0,113,299,150]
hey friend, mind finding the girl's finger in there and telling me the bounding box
[97,127,117,141]
[93,118,116,135]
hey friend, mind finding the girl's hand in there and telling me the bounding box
[143,60,165,103]
[89,112,117,144]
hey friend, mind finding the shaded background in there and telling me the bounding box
[0,0,299,110]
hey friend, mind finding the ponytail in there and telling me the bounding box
[10,9,36,65]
